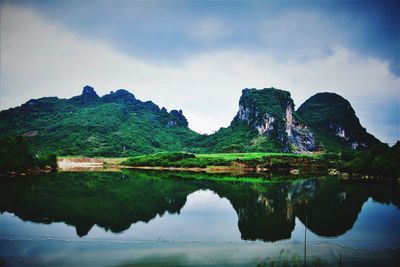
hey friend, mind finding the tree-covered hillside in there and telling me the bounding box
[196,88,316,153]
[0,86,387,157]
[0,86,199,156]
[296,92,381,151]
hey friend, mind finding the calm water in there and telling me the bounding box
[1,170,400,266]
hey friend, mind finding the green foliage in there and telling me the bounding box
[123,152,230,168]
[123,152,322,171]
[337,144,399,178]
[320,152,339,161]
[35,154,58,169]
[0,135,57,173]
[0,90,199,157]
[296,92,381,151]
[238,88,291,125]
[0,86,392,179]
[0,135,34,173]
[195,122,282,153]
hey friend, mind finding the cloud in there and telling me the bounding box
[258,11,344,59]
[185,17,232,43]
[1,5,399,144]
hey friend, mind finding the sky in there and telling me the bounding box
[0,0,399,144]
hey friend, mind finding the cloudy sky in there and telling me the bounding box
[1,0,399,144]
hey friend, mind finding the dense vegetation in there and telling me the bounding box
[196,88,295,153]
[1,86,398,178]
[123,151,324,172]
[0,86,388,156]
[0,86,199,157]
[336,142,400,178]
[0,135,57,174]
[194,122,282,153]
[123,146,400,179]
[297,92,381,151]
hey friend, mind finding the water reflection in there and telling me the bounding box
[1,170,399,245]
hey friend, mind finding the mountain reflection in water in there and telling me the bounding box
[1,170,399,245]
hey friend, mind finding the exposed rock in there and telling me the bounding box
[169,109,188,127]
[297,92,381,150]
[69,85,100,105]
[328,123,347,139]
[328,168,340,175]
[102,89,137,103]
[290,169,300,175]
[82,85,98,98]
[22,130,38,137]
[285,103,316,153]
[233,88,316,153]
[256,114,275,135]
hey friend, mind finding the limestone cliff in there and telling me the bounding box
[232,88,316,153]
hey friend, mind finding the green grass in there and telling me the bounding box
[122,152,324,169]
[196,152,319,160]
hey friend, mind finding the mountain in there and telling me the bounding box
[0,86,383,156]
[197,88,317,153]
[296,92,381,151]
[0,86,199,156]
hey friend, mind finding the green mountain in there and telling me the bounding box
[296,92,381,151]
[0,86,384,156]
[197,88,317,153]
[0,86,199,156]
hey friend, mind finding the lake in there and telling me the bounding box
[1,170,399,266]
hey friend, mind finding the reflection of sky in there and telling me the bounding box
[0,190,241,242]
[1,193,399,249]
[291,198,400,249]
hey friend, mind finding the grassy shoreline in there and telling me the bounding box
[57,150,399,180]
[57,152,325,173]
[122,152,324,169]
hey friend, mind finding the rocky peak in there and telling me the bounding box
[233,87,316,152]
[234,88,290,131]
[81,85,98,98]
[70,85,99,104]
[168,109,188,127]
[101,89,137,104]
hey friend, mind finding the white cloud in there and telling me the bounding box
[185,17,232,43]
[257,11,350,61]
[1,5,399,143]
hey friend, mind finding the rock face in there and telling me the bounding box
[285,104,317,153]
[70,85,100,105]
[297,92,381,150]
[82,85,98,98]
[233,88,316,153]
[169,110,188,127]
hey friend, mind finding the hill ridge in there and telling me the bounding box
[0,85,382,156]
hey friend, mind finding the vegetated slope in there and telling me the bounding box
[0,135,57,173]
[296,92,381,151]
[196,88,317,153]
[1,86,385,156]
[0,86,199,156]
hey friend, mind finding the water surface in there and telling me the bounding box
[1,170,399,266]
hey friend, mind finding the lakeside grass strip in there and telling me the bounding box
[122,152,323,169]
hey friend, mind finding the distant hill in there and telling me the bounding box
[0,86,199,156]
[0,86,383,156]
[196,88,317,153]
[296,92,381,151]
